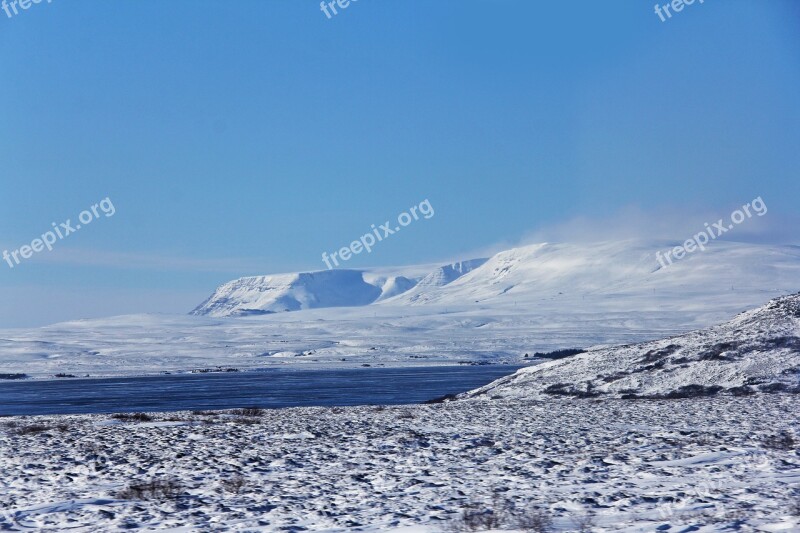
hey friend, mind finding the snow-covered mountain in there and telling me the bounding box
[384,240,800,307]
[191,259,487,317]
[192,240,800,317]
[386,259,488,304]
[471,292,800,400]
[190,270,384,317]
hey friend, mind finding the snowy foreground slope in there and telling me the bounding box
[1,240,799,378]
[470,292,800,400]
[1,297,799,531]
[0,397,798,531]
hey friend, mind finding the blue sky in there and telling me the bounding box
[1,0,799,327]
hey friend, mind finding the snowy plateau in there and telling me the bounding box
[1,239,800,378]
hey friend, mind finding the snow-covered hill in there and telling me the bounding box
[190,270,383,317]
[192,240,800,317]
[384,240,800,307]
[387,258,488,304]
[471,292,800,400]
[190,260,485,317]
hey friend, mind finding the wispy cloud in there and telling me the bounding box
[448,203,799,264]
[2,246,265,274]
[518,203,797,246]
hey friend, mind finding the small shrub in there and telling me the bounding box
[663,384,723,398]
[221,475,247,494]
[424,393,458,404]
[447,503,508,532]
[727,385,756,396]
[570,513,595,533]
[230,416,260,425]
[759,382,790,393]
[601,372,629,383]
[791,496,800,517]
[111,413,154,422]
[762,431,796,451]
[117,479,181,500]
[533,348,585,359]
[447,497,555,533]
[12,424,52,435]
[639,344,680,364]
[543,382,602,398]
[766,336,800,351]
[514,505,553,533]
[232,407,264,417]
[191,367,239,374]
[698,342,741,361]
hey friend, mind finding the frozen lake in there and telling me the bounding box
[0,365,524,416]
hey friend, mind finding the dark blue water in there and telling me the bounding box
[0,365,523,416]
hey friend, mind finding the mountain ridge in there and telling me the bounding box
[191,239,800,317]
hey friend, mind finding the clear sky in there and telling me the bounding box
[1,0,799,327]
